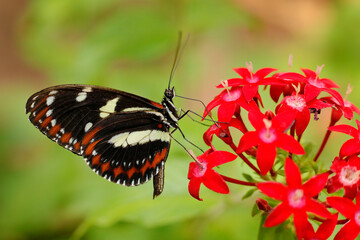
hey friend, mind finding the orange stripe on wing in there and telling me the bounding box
[41,116,52,129]
[140,148,168,175]
[150,101,163,109]
[82,126,102,145]
[84,139,101,156]
[92,154,101,165]
[49,124,61,136]
[34,107,49,122]
[61,132,71,143]
[113,166,123,179]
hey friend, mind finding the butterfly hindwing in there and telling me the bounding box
[81,111,171,186]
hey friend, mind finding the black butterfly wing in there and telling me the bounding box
[25,84,164,155]
[81,111,170,188]
[26,84,170,197]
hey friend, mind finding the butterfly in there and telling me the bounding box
[25,35,189,198]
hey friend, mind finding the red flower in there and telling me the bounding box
[328,156,360,199]
[321,84,360,123]
[203,86,257,122]
[301,65,344,106]
[217,62,279,102]
[269,72,305,103]
[237,110,305,175]
[277,87,332,136]
[188,149,237,201]
[303,214,338,240]
[258,158,331,239]
[329,120,360,158]
[203,118,247,149]
[327,194,360,240]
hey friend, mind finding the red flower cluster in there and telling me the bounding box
[187,62,360,239]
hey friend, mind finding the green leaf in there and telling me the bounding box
[242,173,255,182]
[242,188,257,200]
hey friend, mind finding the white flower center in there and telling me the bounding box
[354,210,360,226]
[285,95,306,112]
[339,166,360,186]
[222,88,242,102]
[193,162,207,178]
[259,127,277,144]
[288,189,306,209]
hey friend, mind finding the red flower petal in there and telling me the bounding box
[340,139,360,157]
[188,177,202,201]
[277,133,305,155]
[206,151,237,168]
[203,97,221,118]
[242,84,259,102]
[257,182,287,200]
[293,211,309,239]
[255,67,278,78]
[272,110,296,131]
[237,131,259,153]
[218,102,236,122]
[306,198,331,218]
[327,175,343,194]
[248,110,265,130]
[329,124,358,136]
[327,196,356,219]
[302,173,329,197]
[202,169,229,194]
[264,203,292,227]
[316,214,338,240]
[233,67,251,78]
[295,110,310,136]
[257,143,277,175]
[334,220,360,240]
[285,158,302,188]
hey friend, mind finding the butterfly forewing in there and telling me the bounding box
[26,84,172,194]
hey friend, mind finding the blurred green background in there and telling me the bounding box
[1,0,360,239]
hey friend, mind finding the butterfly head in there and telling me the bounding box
[164,87,175,100]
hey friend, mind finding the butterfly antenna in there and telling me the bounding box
[168,32,190,89]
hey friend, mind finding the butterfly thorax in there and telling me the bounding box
[162,88,179,129]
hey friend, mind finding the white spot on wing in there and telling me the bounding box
[83,87,92,92]
[76,92,87,102]
[49,90,58,95]
[46,96,55,106]
[51,119,56,126]
[100,97,119,118]
[122,107,153,112]
[84,122,93,132]
[127,130,151,146]
[108,132,129,148]
[30,102,35,108]
[46,109,53,117]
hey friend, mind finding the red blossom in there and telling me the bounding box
[258,158,331,239]
[203,118,247,149]
[203,86,257,122]
[237,110,305,175]
[269,71,305,103]
[188,149,237,201]
[277,87,332,136]
[301,66,344,106]
[327,194,360,240]
[327,156,360,199]
[329,120,360,157]
[217,62,280,102]
[303,214,338,240]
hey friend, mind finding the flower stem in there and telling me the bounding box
[229,142,261,175]
[221,174,256,186]
[314,129,332,162]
